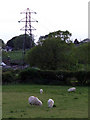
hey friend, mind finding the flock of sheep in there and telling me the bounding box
[28,87,76,108]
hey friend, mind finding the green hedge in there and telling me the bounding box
[2,69,20,84]
[18,68,90,86]
[2,68,90,85]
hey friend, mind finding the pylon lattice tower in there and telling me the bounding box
[19,8,38,53]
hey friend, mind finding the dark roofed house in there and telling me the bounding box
[79,38,90,44]
[74,38,90,46]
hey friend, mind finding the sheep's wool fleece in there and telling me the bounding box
[28,96,42,106]
[68,87,76,92]
[48,99,54,108]
[40,89,43,94]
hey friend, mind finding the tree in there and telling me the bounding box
[74,43,89,65]
[38,30,72,45]
[7,34,35,50]
[26,37,75,70]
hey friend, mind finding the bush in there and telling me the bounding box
[2,67,90,86]
[74,71,88,86]
[2,69,20,84]
[66,77,78,86]
[18,68,41,84]
[19,68,90,86]
[2,71,14,84]
[25,37,76,70]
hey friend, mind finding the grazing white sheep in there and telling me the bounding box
[47,99,54,108]
[40,89,43,94]
[68,87,76,92]
[1,62,6,66]
[28,96,42,106]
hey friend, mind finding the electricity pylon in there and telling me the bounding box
[18,8,38,66]
[18,8,38,53]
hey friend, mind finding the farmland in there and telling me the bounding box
[2,85,88,118]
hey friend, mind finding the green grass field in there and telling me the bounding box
[2,85,88,118]
[8,51,23,61]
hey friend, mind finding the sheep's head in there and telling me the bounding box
[37,100,42,106]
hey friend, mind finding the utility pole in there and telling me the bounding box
[18,8,38,66]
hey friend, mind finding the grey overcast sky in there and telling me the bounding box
[0,0,89,43]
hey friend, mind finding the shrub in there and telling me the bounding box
[66,77,78,86]
[18,68,42,84]
[75,71,88,86]
[2,69,20,84]
[2,71,14,84]
[2,67,90,86]
[19,68,90,86]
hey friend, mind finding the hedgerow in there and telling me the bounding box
[2,67,90,86]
